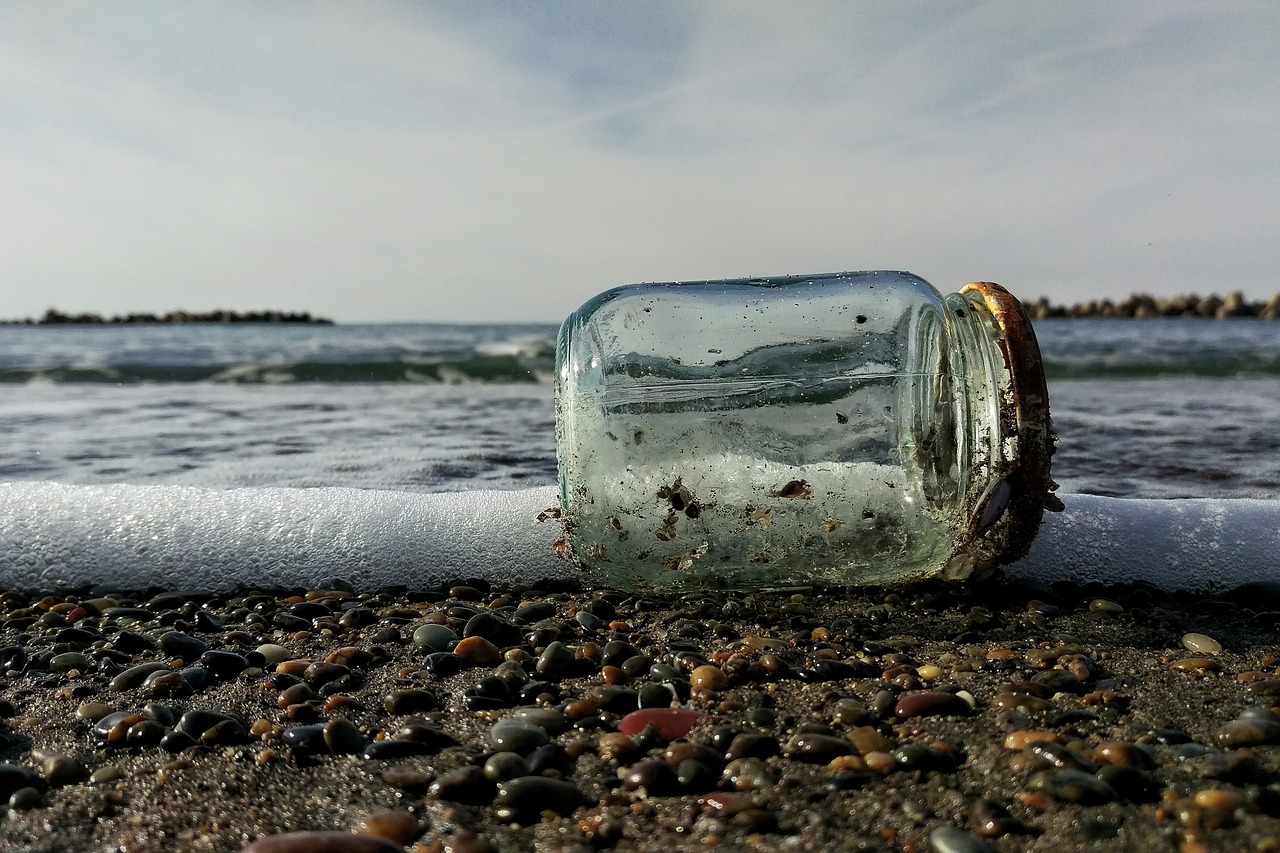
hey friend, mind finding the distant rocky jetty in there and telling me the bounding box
[1029,291,1280,320]
[1,309,333,325]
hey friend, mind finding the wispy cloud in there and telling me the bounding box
[0,2,1276,321]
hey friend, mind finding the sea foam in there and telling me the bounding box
[0,483,1276,592]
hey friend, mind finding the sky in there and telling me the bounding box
[1,2,1277,323]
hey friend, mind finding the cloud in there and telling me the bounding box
[0,2,1277,321]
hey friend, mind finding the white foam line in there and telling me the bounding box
[0,483,1276,592]
[0,483,566,592]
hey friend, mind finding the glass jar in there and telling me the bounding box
[554,270,1056,590]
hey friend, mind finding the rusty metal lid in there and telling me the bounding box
[960,281,1059,566]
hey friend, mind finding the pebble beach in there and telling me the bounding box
[1,576,1278,852]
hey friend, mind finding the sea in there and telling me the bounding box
[1,319,1278,500]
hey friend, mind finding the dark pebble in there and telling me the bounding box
[200,651,248,679]
[283,724,329,752]
[396,722,459,750]
[384,689,437,715]
[158,731,198,753]
[725,733,780,762]
[471,675,511,700]
[272,614,311,632]
[622,757,681,795]
[9,786,45,810]
[55,627,98,646]
[429,766,495,805]
[526,742,569,776]
[800,658,872,682]
[677,758,717,790]
[621,654,655,679]
[177,709,237,740]
[38,752,86,785]
[102,607,155,621]
[323,718,366,754]
[142,666,189,696]
[1028,769,1118,804]
[423,652,464,677]
[338,607,376,629]
[514,602,557,623]
[638,683,674,709]
[1244,678,1280,697]
[895,691,973,721]
[303,662,349,687]
[194,610,224,632]
[0,764,44,801]
[49,652,92,673]
[1096,764,1158,801]
[110,662,170,691]
[494,776,588,823]
[201,718,248,746]
[785,733,853,763]
[241,831,405,853]
[361,739,441,760]
[535,641,577,678]
[464,612,524,647]
[126,720,166,748]
[159,632,208,661]
[1215,718,1280,748]
[483,751,530,782]
[487,719,548,754]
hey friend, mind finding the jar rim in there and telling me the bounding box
[959,281,1059,563]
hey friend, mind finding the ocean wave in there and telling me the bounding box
[0,355,553,385]
[4,354,1279,384]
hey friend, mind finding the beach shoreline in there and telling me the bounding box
[0,576,1277,852]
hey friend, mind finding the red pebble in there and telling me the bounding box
[65,607,87,625]
[893,691,972,721]
[618,707,705,740]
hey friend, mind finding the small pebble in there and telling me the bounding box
[618,708,704,740]
[483,751,530,782]
[930,826,993,853]
[38,753,85,785]
[240,832,405,853]
[356,809,424,845]
[487,719,549,754]
[493,776,587,823]
[384,689,437,715]
[76,702,113,723]
[9,786,44,810]
[1215,718,1280,748]
[1181,632,1222,655]
[785,732,853,763]
[90,766,122,784]
[1170,657,1220,674]
[1027,769,1118,804]
[895,691,972,721]
[453,637,503,667]
[255,644,292,666]
[1193,787,1241,812]
[429,766,495,806]
[411,623,457,652]
[690,664,728,692]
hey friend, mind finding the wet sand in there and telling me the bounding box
[1,577,1278,852]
